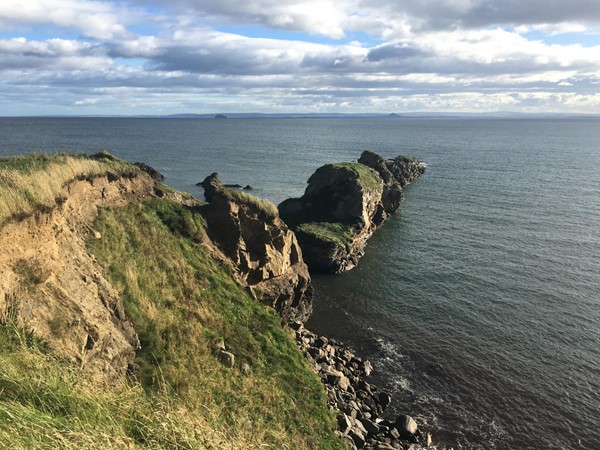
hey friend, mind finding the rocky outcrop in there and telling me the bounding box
[200,173,313,323]
[0,171,156,381]
[279,152,425,274]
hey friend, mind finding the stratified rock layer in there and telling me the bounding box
[200,173,313,323]
[279,151,425,274]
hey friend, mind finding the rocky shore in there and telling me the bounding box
[279,151,425,274]
[292,321,440,450]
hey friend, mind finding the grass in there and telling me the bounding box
[0,323,208,449]
[328,162,382,192]
[85,198,343,449]
[295,221,357,246]
[0,152,138,227]
[221,188,279,218]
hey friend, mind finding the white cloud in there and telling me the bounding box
[1,0,600,114]
[0,0,130,39]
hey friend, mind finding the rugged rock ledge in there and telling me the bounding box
[279,151,426,273]
[200,172,313,323]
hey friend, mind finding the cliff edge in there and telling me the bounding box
[200,172,313,323]
[0,153,341,449]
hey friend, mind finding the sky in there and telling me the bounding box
[1,0,600,115]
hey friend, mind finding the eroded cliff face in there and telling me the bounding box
[0,172,156,381]
[200,173,313,323]
[279,151,426,274]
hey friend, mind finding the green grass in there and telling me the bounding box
[0,152,139,226]
[221,188,279,218]
[85,198,343,449]
[295,221,357,246]
[329,162,382,192]
[0,323,206,449]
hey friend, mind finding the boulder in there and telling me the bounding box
[395,415,418,438]
[218,350,235,368]
[337,413,353,435]
[378,392,392,410]
[359,417,380,435]
[349,431,366,449]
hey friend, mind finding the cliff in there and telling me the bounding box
[200,173,313,323]
[279,151,425,273]
[0,153,341,449]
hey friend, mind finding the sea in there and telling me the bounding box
[1,117,598,450]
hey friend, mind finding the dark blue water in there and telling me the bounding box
[1,117,599,449]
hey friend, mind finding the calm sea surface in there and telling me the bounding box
[1,117,599,449]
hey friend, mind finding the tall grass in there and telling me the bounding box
[0,153,137,226]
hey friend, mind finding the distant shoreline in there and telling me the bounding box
[1,113,599,120]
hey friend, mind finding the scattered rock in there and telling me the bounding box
[337,413,353,435]
[241,362,251,375]
[218,350,235,368]
[292,322,434,449]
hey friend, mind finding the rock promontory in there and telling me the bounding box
[279,151,425,273]
[200,172,313,323]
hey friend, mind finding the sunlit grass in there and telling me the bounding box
[0,152,138,226]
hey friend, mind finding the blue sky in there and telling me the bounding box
[1,0,600,115]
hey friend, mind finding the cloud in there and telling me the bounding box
[0,0,131,39]
[132,0,356,38]
[1,0,600,114]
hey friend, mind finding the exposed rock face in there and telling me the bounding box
[279,152,426,274]
[200,173,313,323]
[0,172,156,381]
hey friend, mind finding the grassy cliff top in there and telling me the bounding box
[0,152,139,226]
[328,162,382,192]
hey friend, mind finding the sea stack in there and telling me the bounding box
[279,151,425,274]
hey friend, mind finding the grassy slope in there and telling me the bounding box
[0,152,138,226]
[89,199,341,449]
[328,162,382,192]
[0,154,343,449]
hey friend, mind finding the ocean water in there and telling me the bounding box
[1,117,599,449]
